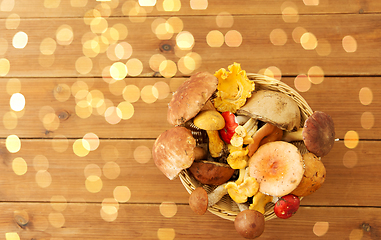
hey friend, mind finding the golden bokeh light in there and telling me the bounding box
[5,233,20,240]
[44,0,61,8]
[95,2,112,17]
[128,3,147,23]
[36,170,52,188]
[178,56,195,75]
[69,197,87,214]
[43,112,60,132]
[159,60,177,78]
[1,0,14,11]
[359,87,373,105]
[76,56,93,74]
[157,228,176,240]
[3,111,18,130]
[149,54,166,72]
[115,42,133,60]
[12,31,28,49]
[301,32,318,50]
[270,29,287,46]
[154,81,170,99]
[71,80,89,97]
[40,38,57,55]
[112,23,128,40]
[225,30,242,47]
[349,229,363,240]
[48,212,65,228]
[103,161,120,179]
[50,195,68,212]
[154,22,174,40]
[0,58,10,76]
[84,9,102,25]
[343,150,357,168]
[52,135,69,153]
[176,31,194,50]
[167,17,184,33]
[85,175,103,193]
[162,0,181,11]
[10,93,25,112]
[75,100,93,119]
[73,139,91,157]
[54,83,71,102]
[141,85,159,103]
[292,27,307,43]
[6,78,21,95]
[56,24,74,45]
[113,186,131,203]
[102,198,119,215]
[39,106,55,122]
[12,157,27,176]
[139,0,157,7]
[206,30,224,48]
[134,145,151,164]
[109,79,126,96]
[100,207,118,222]
[83,132,100,151]
[313,222,329,236]
[39,53,55,67]
[33,155,49,171]
[342,35,357,53]
[102,27,119,45]
[303,0,319,6]
[91,17,108,34]
[361,112,374,129]
[316,39,332,56]
[6,134,21,153]
[6,13,20,29]
[264,66,282,80]
[344,130,359,149]
[126,58,143,76]
[216,12,233,28]
[294,74,311,92]
[110,62,128,80]
[84,164,102,178]
[123,85,141,103]
[160,202,177,218]
[308,66,324,84]
[105,106,122,124]
[117,101,134,120]
[281,1,299,23]
[190,0,207,9]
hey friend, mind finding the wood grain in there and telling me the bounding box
[1,202,379,239]
[1,14,380,77]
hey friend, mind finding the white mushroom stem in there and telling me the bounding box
[282,128,304,142]
[207,183,228,207]
[236,202,250,212]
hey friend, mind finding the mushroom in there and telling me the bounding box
[249,192,273,214]
[152,126,207,180]
[282,111,335,157]
[225,167,259,203]
[193,110,226,158]
[188,160,235,185]
[237,90,301,131]
[167,72,218,126]
[247,122,283,157]
[234,209,265,239]
[189,184,227,215]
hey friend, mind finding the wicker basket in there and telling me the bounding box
[179,73,314,222]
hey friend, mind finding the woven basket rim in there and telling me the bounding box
[179,73,313,222]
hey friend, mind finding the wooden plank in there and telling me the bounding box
[0,76,379,139]
[0,202,379,239]
[0,14,380,77]
[1,0,380,18]
[0,139,380,207]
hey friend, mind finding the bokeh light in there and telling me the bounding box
[303,0,319,6]
[123,85,141,103]
[141,85,159,103]
[5,233,20,240]
[176,31,194,50]
[84,164,102,178]
[12,157,27,176]
[75,56,93,74]
[225,30,242,47]
[307,66,324,84]
[103,161,120,179]
[85,175,103,193]
[342,36,357,53]
[6,134,21,153]
[110,62,128,80]
[292,27,307,43]
[270,29,287,46]
[281,1,299,23]
[134,145,151,163]
[343,150,357,168]
[344,130,359,149]
[56,24,74,45]
[0,58,10,76]
[294,74,311,92]
[10,93,25,111]
[36,170,52,188]
[12,31,28,49]
[313,222,329,236]
[113,186,131,203]
[160,202,177,218]
[105,106,122,124]
[1,0,15,11]
[73,139,91,157]
[301,32,318,50]
[83,133,100,151]
[361,112,374,129]
[48,212,65,228]
[216,12,233,28]
[359,87,372,105]
[117,101,134,120]
[206,30,224,48]
[3,111,18,129]
[6,13,20,29]
[50,195,68,212]
[154,81,170,99]
[126,58,143,76]
[157,228,176,240]
[33,155,49,171]
[349,229,363,240]
[190,0,207,9]
[159,60,177,78]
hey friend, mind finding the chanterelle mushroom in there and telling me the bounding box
[282,111,335,157]
[153,126,203,180]
[237,90,301,131]
[167,72,218,126]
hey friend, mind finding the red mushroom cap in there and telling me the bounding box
[303,111,335,157]
[167,72,218,126]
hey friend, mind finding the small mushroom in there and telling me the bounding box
[189,184,227,215]
[193,110,226,158]
[237,90,301,131]
[188,160,235,185]
[247,122,283,157]
[249,192,273,214]
[167,72,218,126]
[282,111,335,157]
[152,126,206,180]
[225,167,259,203]
[234,209,265,239]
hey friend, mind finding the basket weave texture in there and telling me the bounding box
[179,73,314,222]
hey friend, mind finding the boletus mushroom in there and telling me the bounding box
[237,90,301,131]
[234,209,265,239]
[188,160,235,185]
[189,184,227,215]
[167,72,218,126]
[152,126,207,180]
[282,111,335,157]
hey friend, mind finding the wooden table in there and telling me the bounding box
[0,0,379,239]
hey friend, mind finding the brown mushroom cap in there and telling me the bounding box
[189,187,208,215]
[167,72,218,126]
[152,126,196,180]
[188,160,235,185]
[237,90,301,131]
[303,111,335,157]
[234,210,265,239]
